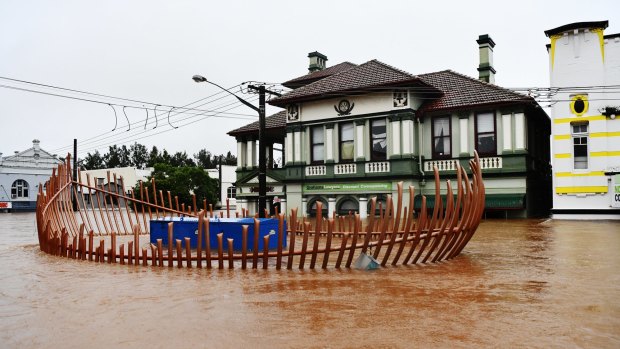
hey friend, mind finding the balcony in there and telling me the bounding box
[335,163,357,175]
[479,157,502,169]
[305,165,326,176]
[365,161,390,173]
[424,159,459,172]
[424,157,503,172]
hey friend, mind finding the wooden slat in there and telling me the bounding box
[286,208,297,270]
[321,218,334,269]
[252,219,259,269]
[227,238,234,269]
[217,233,224,269]
[299,222,310,269]
[262,235,269,269]
[241,225,248,270]
[185,237,192,268]
[276,214,284,270]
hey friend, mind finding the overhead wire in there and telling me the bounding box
[57,94,260,156]
[75,94,260,156]
[3,74,618,157]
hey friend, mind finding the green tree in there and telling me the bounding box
[194,149,213,168]
[147,146,160,167]
[82,150,104,170]
[130,142,149,168]
[119,145,131,167]
[223,151,237,166]
[105,145,122,168]
[170,151,195,167]
[160,149,171,165]
[135,163,217,209]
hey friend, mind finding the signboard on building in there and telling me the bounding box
[303,182,391,193]
[612,174,620,208]
[0,202,12,209]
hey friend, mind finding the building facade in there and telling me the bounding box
[545,21,620,217]
[206,164,237,208]
[0,140,61,212]
[229,41,551,219]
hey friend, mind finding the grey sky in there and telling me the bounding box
[1,0,619,160]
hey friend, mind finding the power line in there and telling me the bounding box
[63,95,260,156]
[0,79,258,154]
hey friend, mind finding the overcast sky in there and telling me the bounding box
[1,0,619,160]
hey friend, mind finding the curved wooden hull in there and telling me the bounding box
[35,154,486,270]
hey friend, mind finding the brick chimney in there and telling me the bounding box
[477,34,496,83]
[308,51,328,73]
[33,139,41,151]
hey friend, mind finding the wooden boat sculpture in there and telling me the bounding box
[35,152,485,270]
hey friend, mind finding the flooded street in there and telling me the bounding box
[1,213,619,348]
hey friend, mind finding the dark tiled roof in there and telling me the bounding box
[271,60,437,106]
[417,70,533,113]
[227,110,286,136]
[229,66,537,136]
[282,62,358,89]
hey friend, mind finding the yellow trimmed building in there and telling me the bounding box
[546,21,620,217]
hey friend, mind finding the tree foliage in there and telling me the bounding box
[135,163,218,209]
[79,142,236,170]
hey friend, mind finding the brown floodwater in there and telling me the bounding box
[1,213,619,348]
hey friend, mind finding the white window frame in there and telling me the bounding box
[571,122,589,170]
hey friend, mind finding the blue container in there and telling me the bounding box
[150,217,286,251]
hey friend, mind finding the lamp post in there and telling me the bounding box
[192,75,279,218]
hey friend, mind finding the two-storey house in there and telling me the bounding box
[229,37,551,218]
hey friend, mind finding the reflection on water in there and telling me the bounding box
[1,213,619,348]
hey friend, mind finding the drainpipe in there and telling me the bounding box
[416,117,425,186]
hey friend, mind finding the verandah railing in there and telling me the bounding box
[35,153,485,270]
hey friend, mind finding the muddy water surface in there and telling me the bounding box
[1,213,619,348]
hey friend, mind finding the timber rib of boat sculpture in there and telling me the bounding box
[35,152,486,270]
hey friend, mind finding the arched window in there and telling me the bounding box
[227,186,236,199]
[337,197,359,216]
[307,197,328,217]
[11,179,29,199]
[368,194,387,216]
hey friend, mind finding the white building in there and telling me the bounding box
[0,140,61,212]
[546,21,620,218]
[79,166,153,194]
[206,164,237,208]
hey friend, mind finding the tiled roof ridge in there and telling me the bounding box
[422,69,531,99]
[283,61,358,84]
[272,59,425,105]
[369,59,417,79]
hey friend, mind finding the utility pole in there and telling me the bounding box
[192,75,280,218]
[248,84,280,218]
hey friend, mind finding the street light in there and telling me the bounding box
[192,75,269,218]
